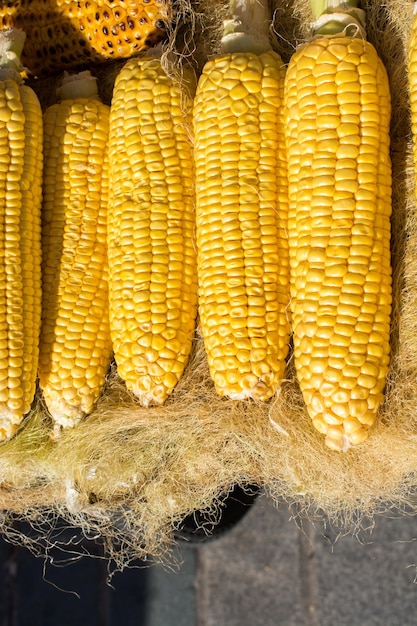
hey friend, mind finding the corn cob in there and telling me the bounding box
[108,55,198,406]
[0,29,43,441]
[193,0,290,400]
[39,71,112,432]
[284,1,392,450]
[0,0,169,77]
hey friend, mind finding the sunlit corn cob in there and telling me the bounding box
[108,56,198,406]
[0,0,169,77]
[193,0,290,400]
[284,13,392,450]
[0,30,43,441]
[38,71,112,432]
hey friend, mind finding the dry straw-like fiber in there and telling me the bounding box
[2,0,417,569]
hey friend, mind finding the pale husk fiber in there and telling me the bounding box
[1,0,417,568]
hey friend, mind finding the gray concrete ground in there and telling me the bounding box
[190,495,417,626]
[2,494,417,625]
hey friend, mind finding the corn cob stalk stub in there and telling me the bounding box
[284,36,392,451]
[0,0,169,77]
[0,31,43,441]
[108,57,198,407]
[193,48,290,401]
[309,0,366,38]
[39,73,112,430]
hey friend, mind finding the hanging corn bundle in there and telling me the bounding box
[0,29,43,442]
[0,0,170,77]
[107,54,198,406]
[284,0,392,450]
[0,0,410,570]
[38,71,112,434]
[193,0,290,401]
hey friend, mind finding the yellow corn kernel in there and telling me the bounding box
[39,72,112,431]
[193,50,290,401]
[284,36,392,450]
[108,57,198,407]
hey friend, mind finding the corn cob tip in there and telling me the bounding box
[324,431,368,452]
[0,412,21,442]
[43,393,87,432]
[317,421,370,452]
[219,379,280,402]
[325,433,352,453]
[131,385,169,408]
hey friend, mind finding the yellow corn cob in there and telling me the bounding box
[38,71,112,432]
[284,7,392,450]
[0,0,169,77]
[108,56,198,406]
[0,30,43,441]
[193,0,290,400]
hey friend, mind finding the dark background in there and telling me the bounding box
[1,494,417,626]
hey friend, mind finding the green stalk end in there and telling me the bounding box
[0,28,26,82]
[310,0,360,21]
[57,71,99,101]
[309,0,366,37]
[221,0,272,54]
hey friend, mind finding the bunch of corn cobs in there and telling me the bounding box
[0,0,411,452]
